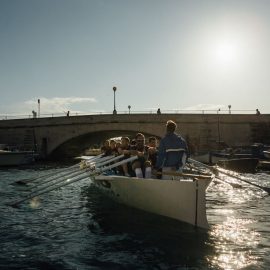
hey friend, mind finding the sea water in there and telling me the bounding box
[0,163,270,270]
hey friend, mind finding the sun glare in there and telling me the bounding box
[214,40,239,66]
[199,28,246,72]
[208,36,244,71]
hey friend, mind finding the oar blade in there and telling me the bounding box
[10,180,28,186]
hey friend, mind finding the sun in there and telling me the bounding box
[215,42,236,63]
[197,31,245,73]
[212,39,241,68]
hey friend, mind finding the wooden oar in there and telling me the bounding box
[75,152,104,160]
[9,155,138,207]
[216,167,270,194]
[85,154,114,166]
[29,166,90,191]
[13,154,104,185]
[190,158,270,194]
[9,171,91,208]
[92,154,124,168]
[13,163,81,185]
[188,158,243,188]
[29,154,124,191]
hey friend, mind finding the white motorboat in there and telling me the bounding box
[91,173,213,229]
[0,150,36,166]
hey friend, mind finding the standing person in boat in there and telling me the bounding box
[154,120,189,180]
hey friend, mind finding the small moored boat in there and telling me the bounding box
[0,150,37,167]
[91,173,213,229]
[263,150,270,159]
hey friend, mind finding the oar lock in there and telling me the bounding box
[79,161,94,170]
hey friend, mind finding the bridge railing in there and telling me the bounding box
[0,109,262,120]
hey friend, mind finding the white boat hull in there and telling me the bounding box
[91,175,212,229]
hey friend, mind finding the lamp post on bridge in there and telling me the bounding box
[38,99,40,118]
[113,86,117,115]
[217,108,221,146]
[128,105,131,114]
[228,104,231,114]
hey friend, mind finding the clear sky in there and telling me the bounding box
[1,0,270,115]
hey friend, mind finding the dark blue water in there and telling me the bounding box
[1,163,270,270]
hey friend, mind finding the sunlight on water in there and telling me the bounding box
[212,217,259,245]
[206,172,268,270]
[228,188,255,204]
[211,251,258,270]
[209,215,260,269]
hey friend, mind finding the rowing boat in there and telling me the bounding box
[90,173,213,229]
[10,154,213,229]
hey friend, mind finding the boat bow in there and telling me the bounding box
[91,175,212,229]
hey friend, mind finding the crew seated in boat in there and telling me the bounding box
[100,140,111,156]
[101,139,119,156]
[154,120,189,180]
[147,136,158,169]
[121,133,152,178]
[117,136,132,176]
[109,139,119,156]
[131,133,152,178]
[115,141,121,152]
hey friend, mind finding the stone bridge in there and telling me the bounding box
[0,113,270,159]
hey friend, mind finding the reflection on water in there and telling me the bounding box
[206,172,270,270]
[209,218,260,269]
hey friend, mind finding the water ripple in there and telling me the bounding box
[1,166,270,269]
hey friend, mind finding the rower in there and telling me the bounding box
[123,133,151,178]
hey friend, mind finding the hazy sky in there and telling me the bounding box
[1,0,270,115]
